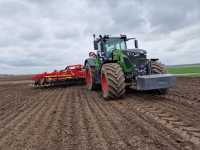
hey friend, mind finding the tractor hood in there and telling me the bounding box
[123,49,147,60]
[122,48,148,76]
[126,49,147,56]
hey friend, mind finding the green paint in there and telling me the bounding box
[95,57,102,69]
[167,66,200,76]
[113,49,133,73]
[168,66,200,74]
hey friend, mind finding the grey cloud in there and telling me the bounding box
[20,27,43,41]
[142,0,200,33]
[0,0,200,74]
[85,0,145,34]
[0,1,28,18]
[54,28,80,40]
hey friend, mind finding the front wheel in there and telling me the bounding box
[151,61,168,94]
[101,63,125,99]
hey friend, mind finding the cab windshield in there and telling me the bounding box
[104,38,126,54]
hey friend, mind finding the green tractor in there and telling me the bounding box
[84,34,176,99]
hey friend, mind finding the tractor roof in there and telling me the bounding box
[95,34,135,42]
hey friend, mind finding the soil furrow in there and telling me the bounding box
[7,88,65,150]
[125,95,200,146]
[84,90,129,150]
[0,89,58,148]
[0,89,50,126]
[90,92,171,150]
[0,89,52,128]
[0,77,200,150]
[111,96,198,149]
[162,92,200,109]
[61,87,77,150]
[140,95,200,128]
[39,88,66,150]
[69,87,90,150]
[79,87,109,150]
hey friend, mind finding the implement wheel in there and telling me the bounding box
[101,63,125,99]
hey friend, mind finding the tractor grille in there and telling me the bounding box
[123,51,147,66]
[123,51,148,76]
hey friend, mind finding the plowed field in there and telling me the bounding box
[0,77,200,150]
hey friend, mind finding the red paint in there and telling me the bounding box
[32,64,85,82]
[101,73,108,96]
[86,69,92,87]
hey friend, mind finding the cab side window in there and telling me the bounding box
[97,42,100,50]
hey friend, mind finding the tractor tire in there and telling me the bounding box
[151,61,167,74]
[86,66,96,90]
[101,63,125,99]
[151,61,168,94]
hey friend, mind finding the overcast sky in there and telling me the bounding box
[0,0,200,74]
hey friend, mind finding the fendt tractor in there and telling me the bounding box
[84,35,176,99]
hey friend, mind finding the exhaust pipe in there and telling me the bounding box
[135,40,139,48]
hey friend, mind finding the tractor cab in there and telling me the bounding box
[93,35,140,60]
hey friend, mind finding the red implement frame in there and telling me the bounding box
[32,64,85,86]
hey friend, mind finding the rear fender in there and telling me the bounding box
[150,58,159,62]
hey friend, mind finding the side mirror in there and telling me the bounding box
[94,41,98,50]
[89,52,97,58]
[135,40,139,48]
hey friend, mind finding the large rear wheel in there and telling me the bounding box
[101,63,125,99]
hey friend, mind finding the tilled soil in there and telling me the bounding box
[0,77,200,150]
